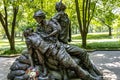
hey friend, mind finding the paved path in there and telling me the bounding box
[0,57,17,80]
[0,51,120,80]
[90,51,120,80]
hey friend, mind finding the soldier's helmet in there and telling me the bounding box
[33,10,46,19]
[55,2,66,11]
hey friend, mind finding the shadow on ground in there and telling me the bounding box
[90,51,120,80]
[0,51,120,80]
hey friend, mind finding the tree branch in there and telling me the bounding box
[3,0,8,28]
[87,0,98,31]
[1,0,11,41]
[75,0,83,34]
[84,0,89,33]
[82,0,85,28]
[0,12,5,27]
[11,6,19,41]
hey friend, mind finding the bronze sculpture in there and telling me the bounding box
[7,2,103,80]
[23,28,96,79]
[52,1,103,78]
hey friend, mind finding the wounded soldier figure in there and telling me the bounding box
[23,28,102,80]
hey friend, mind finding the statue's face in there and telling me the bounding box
[35,17,43,24]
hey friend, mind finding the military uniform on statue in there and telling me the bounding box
[7,1,103,80]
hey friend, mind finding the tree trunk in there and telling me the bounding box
[0,2,19,51]
[9,41,15,50]
[10,6,18,50]
[74,0,83,34]
[97,18,112,36]
[81,34,87,48]
[74,0,88,48]
[108,26,112,36]
[104,24,112,36]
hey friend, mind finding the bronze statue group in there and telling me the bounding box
[7,2,103,80]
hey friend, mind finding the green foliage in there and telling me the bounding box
[20,22,36,31]
[93,0,119,29]
[112,16,120,39]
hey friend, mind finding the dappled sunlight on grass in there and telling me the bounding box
[87,39,119,43]
[70,38,120,49]
[71,39,119,42]
[72,33,114,40]
[0,38,26,55]
[0,39,25,48]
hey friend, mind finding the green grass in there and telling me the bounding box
[0,47,24,55]
[0,33,120,55]
[70,41,120,50]
[71,33,120,50]
[72,33,113,40]
[87,41,120,50]
[0,38,26,55]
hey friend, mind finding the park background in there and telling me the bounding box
[0,0,120,55]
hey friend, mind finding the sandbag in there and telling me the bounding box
[10,61,30,70]
[16,55,30,65]
[14,74,29,80]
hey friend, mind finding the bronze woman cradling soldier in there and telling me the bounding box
[7,1,103,80]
